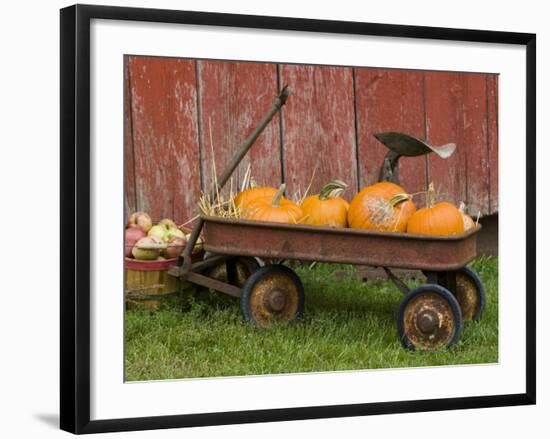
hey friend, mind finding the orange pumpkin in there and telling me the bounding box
[407,184,465,236]
[243,184,302,224]
[459,202,476,231]
[347,182,416,232]
[234,186,279,210]
[300,180,349,228]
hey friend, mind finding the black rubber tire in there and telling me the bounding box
[397,284,463,351]
[456,266,486,321]
[241,264,305,326]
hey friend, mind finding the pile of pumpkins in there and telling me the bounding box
[233,180,475,236]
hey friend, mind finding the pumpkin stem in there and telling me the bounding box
[390,193,411,207]
[426,182,437,208]
[319,180,347,201]
[249,178,258,189]
[459,201,467,214]
[272,183,286,208]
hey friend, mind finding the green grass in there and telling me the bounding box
[125,257,498,381]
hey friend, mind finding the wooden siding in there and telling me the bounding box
[280,64,357,200]
[125,56,499,223]
[197,60,282,195]
[355,68,426,195]
[126,56,201,223]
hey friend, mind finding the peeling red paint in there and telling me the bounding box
[128,56,201,223]
[355,68,426,195]
[124,57,498,222]
[280,64,357,201]
[197,60,281,196]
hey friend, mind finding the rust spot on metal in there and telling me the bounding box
[455,272,480,320]
[402,292,457,350]
[248,271,300,327]
[202,216,480,271]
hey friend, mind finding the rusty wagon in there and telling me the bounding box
[167,86,486,351]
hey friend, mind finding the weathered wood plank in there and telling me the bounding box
[128,56,201,224]
[424,72,468,209]
[354,68,426,194]
[463,73,489,216]
[280,64,357,201]
[124,56,136,221]
[487,74,499,214]
[425,72,490,215]
[197,60,281,196]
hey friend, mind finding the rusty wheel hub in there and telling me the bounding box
[402,292,457,350]
[264,288,287,312]
[249,271,299,327]
[455,273,479,320]
[417,310,438,334]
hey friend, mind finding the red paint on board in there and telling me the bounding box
[425,72,490,215]
[280,64,357,201]
[197,60,281,196]
[124,57,137,220]
[487,75,499,214]
[355,68,427,194]
[128,56,201,224]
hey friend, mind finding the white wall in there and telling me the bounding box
[0,0,546,437]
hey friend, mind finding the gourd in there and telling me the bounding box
[407,184,465,236]
[243,184,302,224]
[300,180,349,228]
[347,182,416,232]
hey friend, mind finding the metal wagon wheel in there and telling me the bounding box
[397,284,462,351]
[454,266,486,321]
[424,266,486,322]
[241,264,305,327]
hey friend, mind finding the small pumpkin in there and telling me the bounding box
[347,182,416,232]
[243,184,302,224]
[234,181,279,210]
[407,183,465,236]
[459,202,476,231]
[300,180,349,228]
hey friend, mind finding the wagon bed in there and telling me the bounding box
[202,216,481,271]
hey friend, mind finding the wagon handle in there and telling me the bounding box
[177,85,292,272]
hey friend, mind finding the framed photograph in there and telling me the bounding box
[60,4,536,434]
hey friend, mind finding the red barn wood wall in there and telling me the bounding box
[126,56,201,223]
[280,64,357,200]
[355,68,427,196]
[197,60,281,195]
[124,56,499,224]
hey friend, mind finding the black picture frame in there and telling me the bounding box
[60,4,536,434]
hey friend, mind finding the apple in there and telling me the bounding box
[148,224,170,242]
[132,237,160,260]
[125,226,145,257]
[166,227,186,240]
[158,218,178,229]
[162,236,186,259]
[127,211,152,233]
